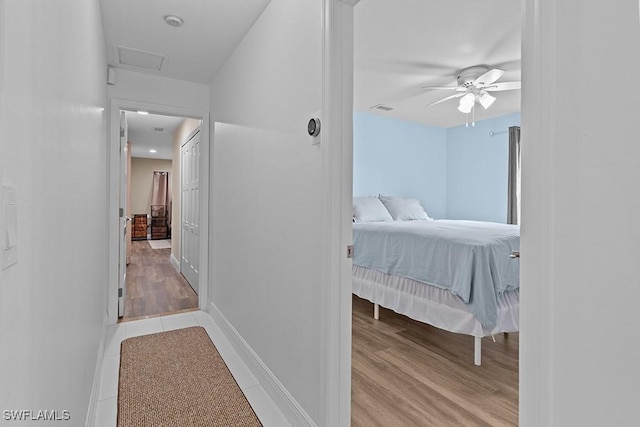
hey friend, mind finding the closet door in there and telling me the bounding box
[181,130,200,293]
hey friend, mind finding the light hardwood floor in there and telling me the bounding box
[122,240,199,321]
[352,295,518,426]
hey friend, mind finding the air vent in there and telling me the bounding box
[370,104,395,112]
[152,127,165,132]
[118,46,166,71]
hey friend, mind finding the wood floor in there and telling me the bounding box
[351,295,518,426]
[122,240,199,321]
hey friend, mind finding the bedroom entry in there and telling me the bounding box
[116,109,203,320]
[349,0,522,424]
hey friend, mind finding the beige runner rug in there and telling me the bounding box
[118,326,262,427]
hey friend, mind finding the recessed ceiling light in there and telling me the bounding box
[137,111,149,115]
[149,149,157,153]
[164,15,183,27]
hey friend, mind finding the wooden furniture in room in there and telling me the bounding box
[132,214,147,240]
[150,205,168,240]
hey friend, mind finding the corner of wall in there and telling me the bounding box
[84,314,110,427]
[207,302,317,427]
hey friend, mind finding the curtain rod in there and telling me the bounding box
[489,130,508,137]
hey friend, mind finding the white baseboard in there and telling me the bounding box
[85,315,109,427]
[208,302,316,427]
[170,254,180,271]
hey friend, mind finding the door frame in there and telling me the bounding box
[118,111,128,317]
[107,98,210,324]
[320,0,358,425]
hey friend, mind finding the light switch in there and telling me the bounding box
[2,185,17,270]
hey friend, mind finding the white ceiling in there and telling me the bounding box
[126,112,187,160]
[101,0,521,129]
[100,0,271,84]
[354,0,521,128]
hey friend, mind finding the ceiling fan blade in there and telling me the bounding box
[421,85,464,91]
[427,92,465,107]
[483,81,521,91]
[473,68,505,86]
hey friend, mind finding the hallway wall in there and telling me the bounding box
[108,68,210,112]
[0,0,108,421]
[210,0,324,422]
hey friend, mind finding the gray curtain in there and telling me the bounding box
[507,126,521,225]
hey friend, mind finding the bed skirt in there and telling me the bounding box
[352,265,519,337]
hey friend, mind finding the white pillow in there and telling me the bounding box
[378,196,431,221]
[353,197,393,222]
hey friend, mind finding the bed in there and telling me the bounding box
[352,196,520,365]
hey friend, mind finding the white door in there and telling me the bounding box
[181,129,200,293]
[118,111,129,317]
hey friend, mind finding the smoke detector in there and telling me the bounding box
[164,15,183,27]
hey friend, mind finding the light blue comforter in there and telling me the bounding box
[353,220,520,329]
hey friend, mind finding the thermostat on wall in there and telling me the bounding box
[308,117,321,137]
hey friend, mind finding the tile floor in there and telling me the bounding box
[94,310,290,427]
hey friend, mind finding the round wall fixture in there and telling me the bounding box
[307,117,321,137]
[164,15,184,27]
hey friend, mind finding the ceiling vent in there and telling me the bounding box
[370,104,395,112]
[152,127,165,132]
[118,46,166,71]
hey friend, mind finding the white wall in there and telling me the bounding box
[108,68,210,112]
[210,0,324,422]
[0,0,108,421]
[521,1,640,425]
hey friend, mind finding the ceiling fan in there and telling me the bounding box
[423,65,521,114]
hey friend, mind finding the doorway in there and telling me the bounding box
[350,0,521,424]
[107,99,210,325]
[118,110,201,320]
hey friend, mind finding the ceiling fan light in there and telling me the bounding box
[458,103,473,114]
[458,93,475,113]
[477,92,496,109]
